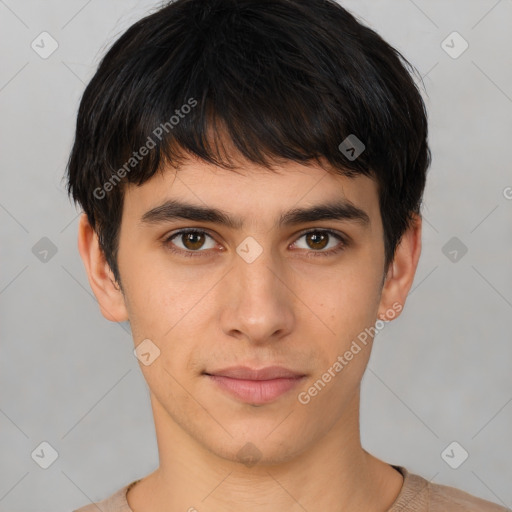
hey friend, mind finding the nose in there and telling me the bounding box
[219,246,296,345]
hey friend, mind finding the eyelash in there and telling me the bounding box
[163,228,348,258]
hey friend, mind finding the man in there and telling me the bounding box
[68,0,508,510]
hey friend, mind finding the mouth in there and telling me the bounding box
[203,366,307,405]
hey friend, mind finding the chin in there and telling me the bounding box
[200,427,311,469]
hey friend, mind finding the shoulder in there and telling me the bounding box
[429,479,509,511]
[72,479,140,512]
[391,466,509,512]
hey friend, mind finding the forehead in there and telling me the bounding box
[122,156,381,231]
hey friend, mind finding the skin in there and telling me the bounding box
[78,153,422,512]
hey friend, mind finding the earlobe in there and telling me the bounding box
[377,214,422,321]
[77,213,129,323]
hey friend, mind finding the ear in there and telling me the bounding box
[377,213,422,321]
[77,213,129,323]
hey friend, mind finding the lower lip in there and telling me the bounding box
[206,375,305,404]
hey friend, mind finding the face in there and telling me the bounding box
[103,156,406,465]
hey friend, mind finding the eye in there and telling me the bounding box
[163,228,348,258]
[292,229,347,257]
[164,229,217,257]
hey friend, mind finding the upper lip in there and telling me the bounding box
[204,365,306,380]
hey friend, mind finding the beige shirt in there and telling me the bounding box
[73,466,509,511]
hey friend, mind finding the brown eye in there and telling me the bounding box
[305,232,329,250]
[165,229,217,256]
[181,232,206,250]
[293,229,347,257]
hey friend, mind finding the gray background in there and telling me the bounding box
[1,0,511,510]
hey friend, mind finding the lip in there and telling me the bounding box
[204,366,307,404]
[205,365,305,380]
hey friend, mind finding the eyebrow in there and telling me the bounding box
[140,199,371,229]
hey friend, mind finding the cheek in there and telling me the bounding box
[301,270,381,411]
[121,262,220,381]
[319,263,382,340]
[121,251,215,339]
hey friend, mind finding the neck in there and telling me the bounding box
[127,388,403,512]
